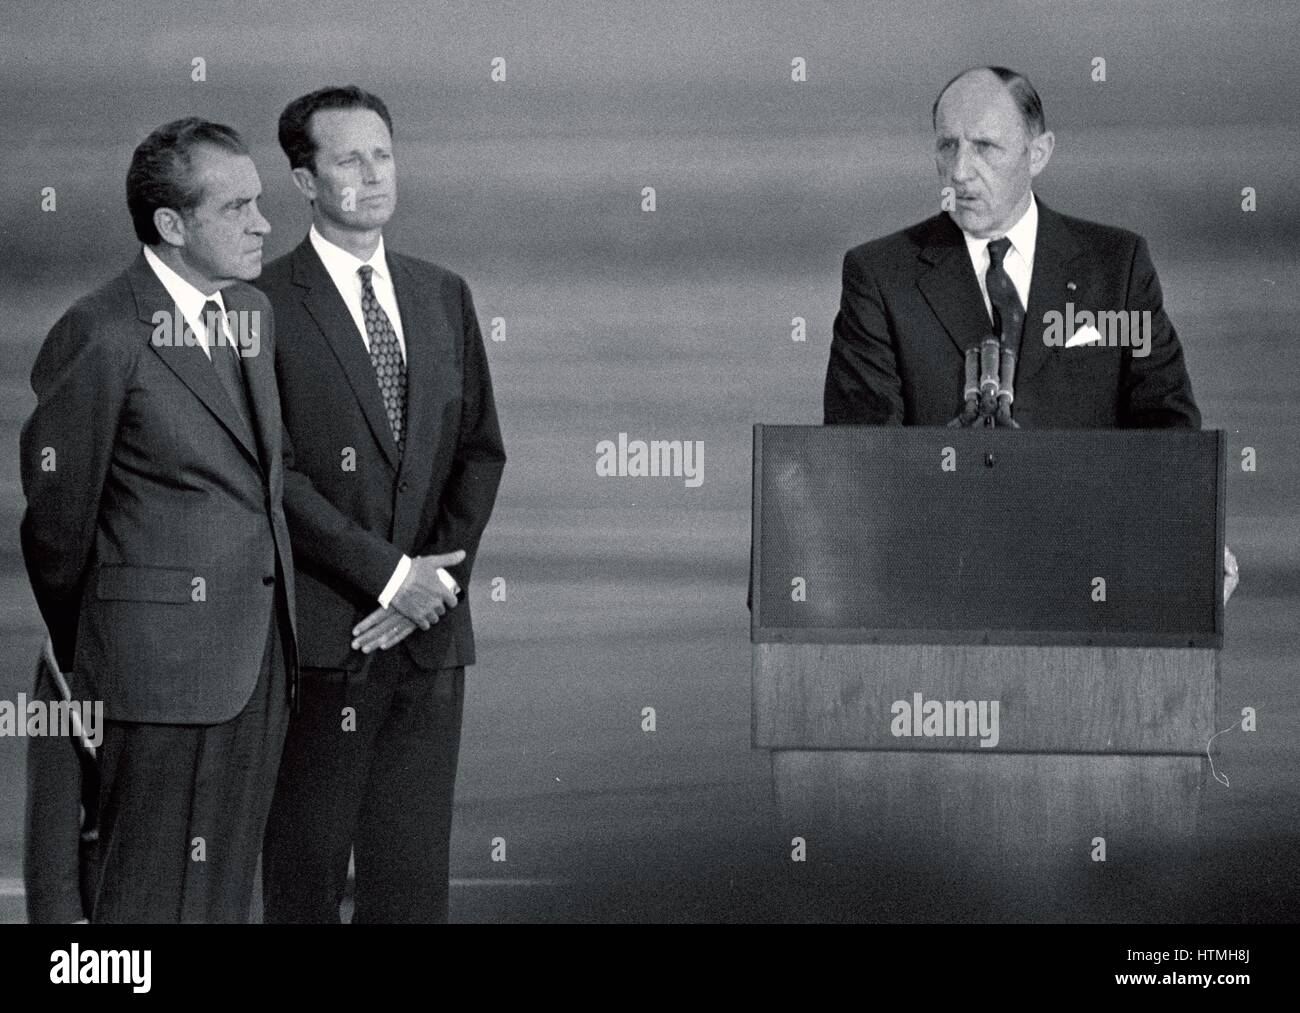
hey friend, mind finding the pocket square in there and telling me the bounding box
[1065,324,1104,348]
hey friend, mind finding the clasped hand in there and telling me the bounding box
[350,550,465,654]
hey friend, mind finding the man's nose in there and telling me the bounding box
[249,208,271,235]
[950,145,976,181]
[360,157,381,183]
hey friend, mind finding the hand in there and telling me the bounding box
[1224,545,1239,604]
[351,606,417,654]
[389,550,465,629]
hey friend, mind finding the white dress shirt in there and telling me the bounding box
[961,192,1038,325]
[142,245,229,359]
[308,225,407,361]
[308,226,412,608]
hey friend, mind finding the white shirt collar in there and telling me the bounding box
[961,191,1038,265]
[309,224,389,285]
[142,245,226,320]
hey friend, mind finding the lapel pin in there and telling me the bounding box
[1066,281,1077,291]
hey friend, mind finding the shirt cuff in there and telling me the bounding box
[377,554,412,608]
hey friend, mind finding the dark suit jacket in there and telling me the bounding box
[824,199,1200,428]
[20,253,298,724]
[256,239,505,672]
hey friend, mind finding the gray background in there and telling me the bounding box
[1,0,1297,920]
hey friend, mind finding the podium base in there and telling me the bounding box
[771,750,1205,876]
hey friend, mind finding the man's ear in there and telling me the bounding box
[1028,130,1055,178]
[290,166,317,202]
[153,207,186,248]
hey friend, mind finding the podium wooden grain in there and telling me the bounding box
[757,645,1214,872]
[751,427,1225,875]
[754,643,1217,752]
[770,751,1206,876]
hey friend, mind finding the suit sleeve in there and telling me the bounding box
[824,248,905,425]
[20,307,131,672]
[24,651,90,924]
[1119,237,1201,428]
[279,413,406,602]
[419,276,506,587]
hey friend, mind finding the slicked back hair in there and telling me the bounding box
[126,117,249,245]
[278,85,394,173]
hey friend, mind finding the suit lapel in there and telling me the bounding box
[390,254,436,486]
[222,283,278,477]
[290,240,401,472]
[388,253,460,545]
[916,215,993,357]
[130,254,261,464]
[1020,200,1085,387]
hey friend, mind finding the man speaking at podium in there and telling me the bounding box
[823,66,1200,430]
[822,66,1241,599]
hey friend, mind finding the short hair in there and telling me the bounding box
[931,66,1046,138]
[277,85,394,172]
[126,117,249,245]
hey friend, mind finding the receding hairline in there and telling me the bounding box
[278,85,394,173]
[931,66,1046,137]
[181,141,256,208]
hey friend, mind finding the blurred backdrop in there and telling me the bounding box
[1,0,1298,921]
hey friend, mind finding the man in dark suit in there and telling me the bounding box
[20,118,297,922]
[824,66,1239,596]
[824,66,1200,429]
[257,86,506,923]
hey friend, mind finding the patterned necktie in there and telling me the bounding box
[985,237,1025,354]
[358,264,407,456]
[201,298,255,439]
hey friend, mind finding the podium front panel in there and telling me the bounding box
[751,426,1224,647]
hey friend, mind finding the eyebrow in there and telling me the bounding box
[936,133,1001,145]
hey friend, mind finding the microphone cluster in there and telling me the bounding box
[948,335,1020,428]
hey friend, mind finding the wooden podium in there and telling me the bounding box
[750,426,1225,874]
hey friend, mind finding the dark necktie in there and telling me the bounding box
[358,264,407,456]
[985,237,1025,355]
[201,298,255,439]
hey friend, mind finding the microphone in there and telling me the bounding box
[979,335,1000,422]
[950,336,1021,427]
[947,344,981,427]
[995,344,1020,428]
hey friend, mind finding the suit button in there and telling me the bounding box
[399,480,410,492]
[263,574,276,586]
